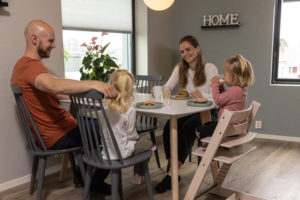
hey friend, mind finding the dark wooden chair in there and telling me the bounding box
[11,85,81,200]
[70,90,153,200]
[135,75,164,168]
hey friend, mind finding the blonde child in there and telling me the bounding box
[196,54,254,139]
[103,69,155,185]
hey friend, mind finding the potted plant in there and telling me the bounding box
[79,32,119,82]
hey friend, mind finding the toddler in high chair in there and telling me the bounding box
[103,69,156,185]
[196,54,254,139]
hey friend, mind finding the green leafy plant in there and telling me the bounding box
[64,49,72,61]
[79,32,119,82]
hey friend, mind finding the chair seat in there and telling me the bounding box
[26,145,82,156]
[136,121,158,133]
[82,150,152,170]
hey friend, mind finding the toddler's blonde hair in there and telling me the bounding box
[105,70,134,113]
[223,54,254,87]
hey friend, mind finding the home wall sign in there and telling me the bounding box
[201,13,240,28]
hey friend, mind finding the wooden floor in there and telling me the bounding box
[1,137,300,200]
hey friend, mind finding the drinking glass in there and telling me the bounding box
[153,86,163,102]
[163,86,171,105]
[219,74,225,83]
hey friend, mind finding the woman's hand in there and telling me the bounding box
[211,75,222,85]
[191,90,203,98]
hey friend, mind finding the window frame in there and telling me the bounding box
[272,0,300,85]
[61,0,136,76]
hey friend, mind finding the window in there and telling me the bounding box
[63,30,131,80]
[272,0,300,84]
[61,0,134,80]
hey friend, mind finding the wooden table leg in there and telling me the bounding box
[170,116,179,200]
[59,153,69,182]
[200,110,212,124]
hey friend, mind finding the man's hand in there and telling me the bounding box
[191,90,203,98]
[97,82,118,98]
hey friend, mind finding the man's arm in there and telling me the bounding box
[34,73,118,98]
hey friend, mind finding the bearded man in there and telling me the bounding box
[11,20,117,194]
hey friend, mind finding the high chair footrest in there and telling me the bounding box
[192,144,256,164]
[201,132,257,148]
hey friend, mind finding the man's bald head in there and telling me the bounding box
[24,20,54,42]
[24,20,56,59]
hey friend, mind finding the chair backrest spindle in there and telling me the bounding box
[11,85,47,151]
[70,90,124,165]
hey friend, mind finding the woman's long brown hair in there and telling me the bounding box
[178,35,206,88]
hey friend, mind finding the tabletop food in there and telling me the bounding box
[175,90,189,98]
[193,97,208,104]
[139,101,155,106]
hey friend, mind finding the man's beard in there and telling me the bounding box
[37,44,51,58]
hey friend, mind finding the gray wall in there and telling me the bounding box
[0,0,64,186]
[147,8,173,79]
[147,0,300,137]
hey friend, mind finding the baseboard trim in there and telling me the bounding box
[255,133,300,143]
[0,164,61,193]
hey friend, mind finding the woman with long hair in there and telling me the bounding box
[155,35,219,193]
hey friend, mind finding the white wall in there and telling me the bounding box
[0,0,64,186]
[135,0,148,75]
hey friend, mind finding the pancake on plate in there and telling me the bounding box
[140,101,155,106]
[193,97,208,104]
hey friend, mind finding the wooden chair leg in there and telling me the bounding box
[82,166,93,200]
[30,156,39,194]
[143,162,154,200]
[68,152,77,178]
[111,170,119,200]
[59,153,69,182]
[37,157,46,200]
[211,161,219,183]
[197,139,202,165]
[77,154,86,184]
[118,170,123,200]
[149,131,161,168]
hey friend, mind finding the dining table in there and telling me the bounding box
[134,93,217,200]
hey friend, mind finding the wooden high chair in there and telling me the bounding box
[184,101,263,200]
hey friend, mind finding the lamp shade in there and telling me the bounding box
[143,0,175,11]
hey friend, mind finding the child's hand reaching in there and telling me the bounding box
[191,90,203,98]
[211,75,222,85]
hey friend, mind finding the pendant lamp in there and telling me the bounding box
[143,0,175,11]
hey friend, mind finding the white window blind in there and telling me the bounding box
[61,0,132,33]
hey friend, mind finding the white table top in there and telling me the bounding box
[134,93,217,118]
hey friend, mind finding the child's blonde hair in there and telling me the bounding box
[223,54,254,87]
[106,70,135,113]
